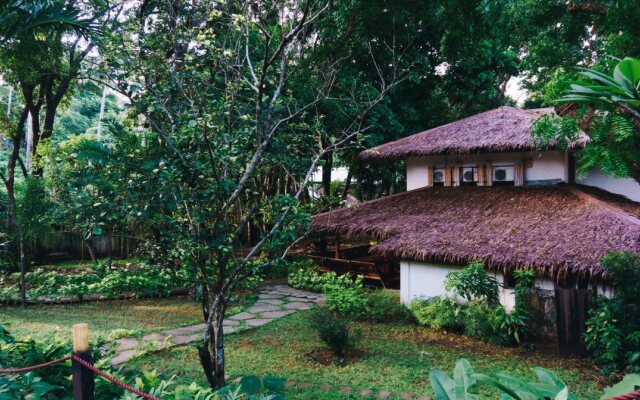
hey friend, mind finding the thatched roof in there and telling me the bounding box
[359,106,589,161]
[310,185,640,283]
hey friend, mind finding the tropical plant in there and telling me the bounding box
[429,358,571,400]
[534,57,640,184]
[445,262,500,306]
[585,252,640,374]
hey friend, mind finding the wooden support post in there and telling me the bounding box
[335,234,341,259]
[72,323,95,400]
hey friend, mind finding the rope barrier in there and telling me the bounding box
[0,354,161,400]
[0,355,72,374]
[606,390,640,400]
[69,355,161,400]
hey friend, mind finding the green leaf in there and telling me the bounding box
[430,368,455,400]
[239,375,262,395]
[600,374,640,400]
[614,58,640,89]
[454,358,477,396]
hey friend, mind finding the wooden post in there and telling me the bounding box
[72,323,95,400]
[335,234,341,259]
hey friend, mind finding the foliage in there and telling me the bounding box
[430,358,572,400]
[308,307,359,358]
[445,262,500,306]
[489,269,534,347]
[412,266,535,347]
[410,297,464,332]
[585,252,640,374]
[0,261,185,303]
[363,290,412,323]
[600,374,640,400]
[0,324,282,399]
[534,57,640,183]
[429,359,478,400]
[323,284,369,320]
[287,262,362,293]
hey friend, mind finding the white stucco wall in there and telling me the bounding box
[406,151,568,191]
[579,168,640,203]
[400,261,517,311]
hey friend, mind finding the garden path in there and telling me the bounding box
[110,284,323,365]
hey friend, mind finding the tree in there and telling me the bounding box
[98,0,410,389]
[533,57,640,183]
[0,0,108,306]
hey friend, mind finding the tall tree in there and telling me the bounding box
[100,0,410,388]
[0,0,106,306]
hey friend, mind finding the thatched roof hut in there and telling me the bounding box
[310,185,640,283]
[359,106,589,161]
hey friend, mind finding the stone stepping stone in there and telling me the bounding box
[284,296,314,303]
[245,318,272,327]
[260,310,295,319]
[258,293,282,299]
[299,382,312,389]
[378,391,392,399]
[416,396,431,400]
[399,393,414,399]
[261,299,284,305]
[282,302,312,311]
[247,304,281,313]
[111,349,140,365]
[164,324,205,335]
[172,334,200,345]
[228,312,256,320]
[339,387,353,394]
[224,319,240,326]
[142,333,169,342]
[320,384,332,391]
[360,389,374,397]
[115,338,138,352]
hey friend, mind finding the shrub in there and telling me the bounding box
[324,283,368,320]
[364,289,411,323]
[410,297,464,332]
[308,307,357,357]
[287,259,361,293]
[584,252,640,374]
[445,262,500,306]
[461,301,494,339]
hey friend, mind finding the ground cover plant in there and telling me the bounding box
[126,310,603,400]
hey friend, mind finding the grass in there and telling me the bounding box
[0,293,257,342]
[0,297,203,342]
[127,310,602,400]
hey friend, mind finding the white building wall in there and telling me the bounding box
[406,151,568,191]
[398,261,610,312]
[579,168,640,203]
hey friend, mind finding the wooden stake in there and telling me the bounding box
[72,323,95,400]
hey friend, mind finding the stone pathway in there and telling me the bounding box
[110,284,323,365]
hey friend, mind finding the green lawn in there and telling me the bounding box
[0,297,203,342]
[127,310,602,400]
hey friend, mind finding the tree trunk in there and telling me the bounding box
[199,297,226,389]
[322,150,333,196]
[84,239,97,262]
[19,237,27,308]
[342,168,352,199]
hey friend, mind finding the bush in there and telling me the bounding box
[410,297,464,332]
[287,259,361,293]
[365,289,411,323]
[461,301,494,339]
[445,262,500,306]
[324,283,368,320]
[308,307,357,357]
[584,252,640,374]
